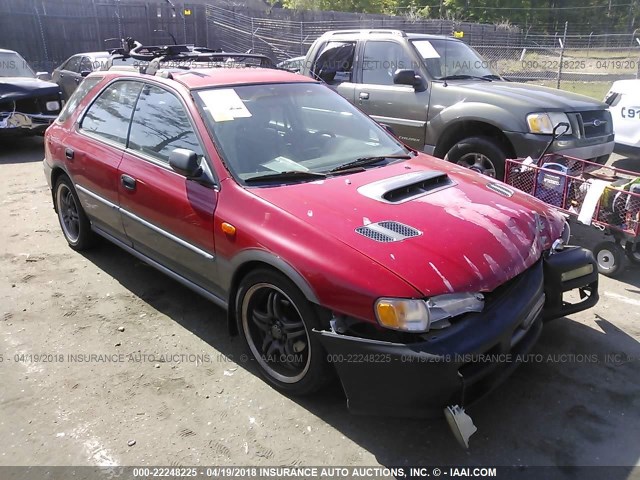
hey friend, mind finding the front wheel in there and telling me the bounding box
[593,241,625,277]
[236,269,332,395]
[444,136,507,179]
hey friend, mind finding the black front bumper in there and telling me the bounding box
[315,247,598,418]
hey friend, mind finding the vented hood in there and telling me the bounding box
[251,154,565,297]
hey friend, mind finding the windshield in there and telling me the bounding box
[411,39,498,80]
[0,52,35,78]
[195,83,408,183]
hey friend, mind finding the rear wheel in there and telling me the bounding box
[625,242,640,266]
[593,241,625,277]
[444,136,507,179]
[55,175,94,251]
[236,269,332,395]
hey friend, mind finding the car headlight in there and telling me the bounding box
[45,100,60,112]
[375,293,484,333]
[526,112,572,135]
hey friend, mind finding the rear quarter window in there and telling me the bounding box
[56,76,103,123]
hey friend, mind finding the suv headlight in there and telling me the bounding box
[527,112,572,135]
[375,293,484,333]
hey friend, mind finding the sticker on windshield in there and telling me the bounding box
[198,88,252,122]
[414,41,441,59]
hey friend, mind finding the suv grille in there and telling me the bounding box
[355,221,422,242]
[575,110,612,138]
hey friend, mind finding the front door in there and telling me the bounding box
[353,40,429,150]
[117,83,219,292]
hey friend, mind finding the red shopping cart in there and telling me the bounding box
[505,155,640,277]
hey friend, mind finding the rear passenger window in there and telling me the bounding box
[311,41,356,85]
[80,81,142,145]
[128,85,203,164]
[63,56,81,73]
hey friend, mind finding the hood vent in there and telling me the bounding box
[358,171,455,204]
[355,221,422,242]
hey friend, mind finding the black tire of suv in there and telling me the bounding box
[54,175,95,251]
[236,268,333,396]
[444,136,507,180]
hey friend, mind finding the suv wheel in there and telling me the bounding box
[444,136,507,179]
[236,269,332,395]
[55,175,94,250]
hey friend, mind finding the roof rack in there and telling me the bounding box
[104,38,278,75]
[323,29,407,37]
[128,43,276,69]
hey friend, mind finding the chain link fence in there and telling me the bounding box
[206,5,640,88]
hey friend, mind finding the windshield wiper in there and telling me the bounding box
[329,154,411,173]
[439,74,493,82]
[244,170,326,184]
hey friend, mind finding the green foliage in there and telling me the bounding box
[281,0,640,33]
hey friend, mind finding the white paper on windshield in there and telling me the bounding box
[262,156,309,173]
[414,41,441,59]
[198,88,252,122]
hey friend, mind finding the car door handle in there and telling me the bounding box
[74,78,80,83]
[359,92,370,100]
[121,174,137,191]
[65,148,74,160]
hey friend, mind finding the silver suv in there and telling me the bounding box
[300,30,614,178]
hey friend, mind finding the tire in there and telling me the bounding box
[54,175,94,251]
[625,242,640,266]
[593,241,625,277]
[444,136,507,180]
[236,268,332,395]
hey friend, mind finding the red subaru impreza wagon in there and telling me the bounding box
[43,51,598,419]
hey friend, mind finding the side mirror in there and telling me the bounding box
[169,148,201,178]
[36,71,52,81]
[393,69,425,91]
[80,70,91,78]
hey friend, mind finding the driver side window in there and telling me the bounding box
[362,41,414,86]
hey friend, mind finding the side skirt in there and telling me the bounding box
[92,225,229,311]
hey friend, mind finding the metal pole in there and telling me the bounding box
[251,18,255,52]
[300,21,303,55]
[556,21,568,90]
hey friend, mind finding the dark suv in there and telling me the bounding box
[300,30,614,179]
[0,48,63,137]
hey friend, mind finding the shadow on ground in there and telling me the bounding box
[79,239,640,476]
[0,136,45,164]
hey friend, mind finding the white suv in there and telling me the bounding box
[605,79,640,154]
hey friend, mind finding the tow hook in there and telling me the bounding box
[444,405,477,449]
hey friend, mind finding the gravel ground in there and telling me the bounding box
[1,137,639,476]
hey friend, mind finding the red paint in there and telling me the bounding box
[44,68,566,325]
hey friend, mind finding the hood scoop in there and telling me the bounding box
[355,221,422,243]
[358,171,455,204]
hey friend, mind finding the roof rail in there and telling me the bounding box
[323,29,407,37]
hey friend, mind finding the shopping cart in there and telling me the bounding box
[504,154,640,277]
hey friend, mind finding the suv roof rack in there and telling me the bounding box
[323,29,407,37]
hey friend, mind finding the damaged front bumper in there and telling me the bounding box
[315,247,598,418]
[0,111,57,136]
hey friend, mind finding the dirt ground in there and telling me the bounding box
[1,136,639,475]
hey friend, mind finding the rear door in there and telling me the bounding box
[353,40,429,149]
[118,83,219,292]
[57,56,82,99]
[72,79,142,244]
